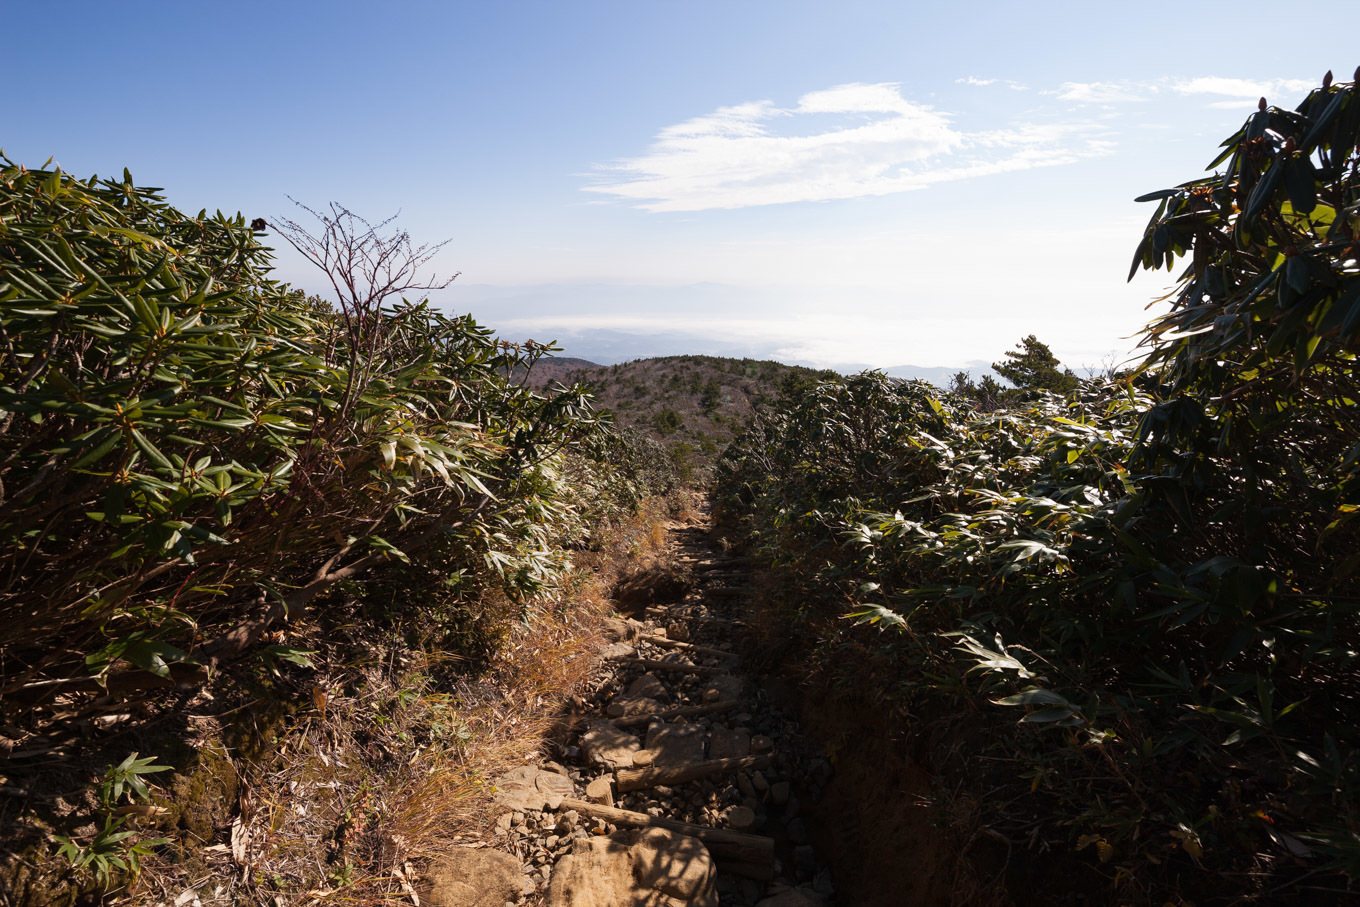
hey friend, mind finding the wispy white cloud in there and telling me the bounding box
[957,76,1027,90]
[585,82,1111,212]
[1051,81,1155,103]
[1052,75,1315,107]
[1173,76,1315,99]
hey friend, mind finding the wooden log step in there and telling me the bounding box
[611,699,742,728]
[558,797,773,869]
[641,634,736,660]
[615,754,770,793]
[623,658,726,676]
[681,557,752,571]
[693,615,745,628]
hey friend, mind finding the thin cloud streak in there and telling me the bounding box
[585,82,1113,212]
[1053,75,1315,106]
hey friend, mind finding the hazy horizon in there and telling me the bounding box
[6,1,1352,374]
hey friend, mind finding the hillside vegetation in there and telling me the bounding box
[717,74,1360,903]
[527,353,836,462]
[0,158,676,901]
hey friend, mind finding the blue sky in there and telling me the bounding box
[5,1,1353,372]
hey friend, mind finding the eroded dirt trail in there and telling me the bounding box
[461,502,837,906]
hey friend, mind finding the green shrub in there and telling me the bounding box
[0,158,664,706]
[717,73,1360,901]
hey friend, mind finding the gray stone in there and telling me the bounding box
[770,782,790,808]
[708,725,752,761]
[701,674,743,703]
[581,721,641,769]
[724,805,756,830]
[627,673,668,700]
[602,617,640,642]
[645,720,707,766]
[493,766,575,812]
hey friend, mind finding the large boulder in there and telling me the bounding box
[422,847,526,907]
[547,828,718,906]
[627,673,669,700]
[645,720,707,766]
[581,721,642,769]
[493,765,575,811]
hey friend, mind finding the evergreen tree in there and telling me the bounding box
[992,335,1079,394]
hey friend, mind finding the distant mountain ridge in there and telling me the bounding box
[525,350,997,390]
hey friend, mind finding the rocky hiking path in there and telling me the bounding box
[425,505,836,906]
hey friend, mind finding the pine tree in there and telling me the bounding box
[992,335,1079,394]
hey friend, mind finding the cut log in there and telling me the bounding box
[558,797,773,869]
[615,755,770,793]
[622,658,725,677]
[585,776,615,808]
[641,634,736,660]
[610,699,742,728]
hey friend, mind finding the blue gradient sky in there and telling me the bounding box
[5,1,1353,370]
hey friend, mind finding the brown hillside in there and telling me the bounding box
[528,354,836,460]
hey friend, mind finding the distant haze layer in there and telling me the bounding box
[442,282,1130,377]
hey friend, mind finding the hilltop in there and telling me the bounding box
[525,354,837,458]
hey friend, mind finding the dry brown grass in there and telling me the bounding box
[122,495,680,907]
